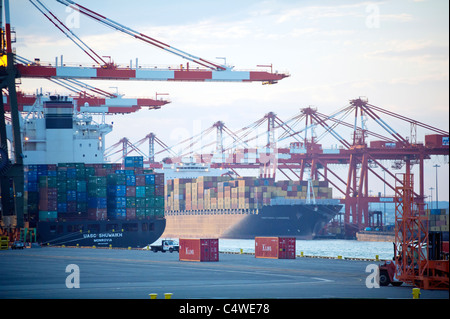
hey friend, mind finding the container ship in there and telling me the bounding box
[6,97,165,248]
[163,176,342,239]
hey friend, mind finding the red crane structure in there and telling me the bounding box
[394,172,448,290]
[3,89,169,114]
[110,97,448,237]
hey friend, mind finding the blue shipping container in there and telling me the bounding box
[57,202,67,213]
[145,174,155,185]
[67,190,77,201]
[126,175,136,186]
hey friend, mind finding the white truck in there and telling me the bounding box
[150,239,179,253]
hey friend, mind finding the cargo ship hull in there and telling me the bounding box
[163,204,341,239]
[37,218,166,248]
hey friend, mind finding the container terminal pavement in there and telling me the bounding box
[0,247,448,302]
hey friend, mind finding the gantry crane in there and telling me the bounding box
[111,98,449,237]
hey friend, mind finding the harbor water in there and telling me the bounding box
[218,239,395,260]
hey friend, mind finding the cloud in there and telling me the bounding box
[381,13,413,22]
[272,2,377,24]
[368,41,449,61]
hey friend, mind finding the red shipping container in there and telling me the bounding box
[135,175,146,186]
[255,237,296,259]
[126,186,136,197]
[126,208,136,219]
[425,134,449,148]
[179,238,219,262]
[443,241,449,254]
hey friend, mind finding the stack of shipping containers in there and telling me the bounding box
[428,208,449,233]
[106,156,165,220]
[24,157,164,224]
[165,176,335,211]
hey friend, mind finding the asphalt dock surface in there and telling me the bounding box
[0,247,448,300]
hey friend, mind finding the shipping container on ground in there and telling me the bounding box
[255,237,296,259]
[179,238,219,262]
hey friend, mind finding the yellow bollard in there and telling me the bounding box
[128,246,131,250]
[92,245,96,249]
[240,248,243,254]
[337,255,342,259]
[412,288,421,299]
[300,251,304,257]
[375,255,379,261]
[149,293,158,299]
[109,244,112,249]
[76,244,79,248]
[164,293,173,299]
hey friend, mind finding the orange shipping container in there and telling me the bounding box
[255,237,296,259]
[179,238,219,262]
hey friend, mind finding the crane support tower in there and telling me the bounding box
[1,0,25,230]
[394,173,449,290]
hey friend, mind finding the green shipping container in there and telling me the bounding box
[107,174,126,185]
[146,185,155,196]
[146,197,155,208]
[85,166,95,176]
[146,208,155,218]
[154,196,164,208]
[76,168,86,180]
[39,211,58,221]
[39,176,57,188]
[154,208,164,218]
[66,179,77,190]
[136,186,146,198]
[57,181,67,192]
[135,197,146,208]
[136,208,146,219]
[76,180,87,192]
[126,197,136,208]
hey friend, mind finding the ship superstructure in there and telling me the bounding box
[15,95,112,165]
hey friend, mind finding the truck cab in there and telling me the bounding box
[150,239,179,253]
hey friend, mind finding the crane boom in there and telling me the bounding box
[16,62,288,83]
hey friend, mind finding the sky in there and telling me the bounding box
[8,0,450,201]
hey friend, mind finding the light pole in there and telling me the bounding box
[383,169,386,228]
[429,187,434,209]
[433,164,440,210]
